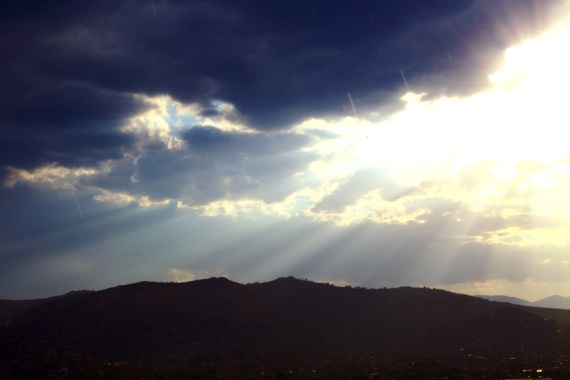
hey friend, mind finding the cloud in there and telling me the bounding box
[311,168,386,213]
[123,125,316,205]
[169,269,197,282]
[2,0,562,201]
[1,1,557,176]
[169,269,228,283]
[0,81,147,172]
[3,90,320,208]
[93,189,170,208]
[4,164,99,190]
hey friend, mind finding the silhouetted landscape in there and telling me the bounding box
[2,277,570,379]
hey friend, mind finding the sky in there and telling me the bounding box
[1,0,570,301]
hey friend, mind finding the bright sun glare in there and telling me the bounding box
[294,6,570,240]
[351,13,570,187]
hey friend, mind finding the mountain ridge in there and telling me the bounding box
[478,294,570,310]
[2,277,570,378]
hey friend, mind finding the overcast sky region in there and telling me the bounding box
[2,0,570,300]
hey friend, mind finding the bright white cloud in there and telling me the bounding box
[169,268,197,282]
[94,189,170,208]
[169,268,227,283]
[4,164,99,190]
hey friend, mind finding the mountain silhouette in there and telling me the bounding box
[479,294,570,310]
[2,277,570,377]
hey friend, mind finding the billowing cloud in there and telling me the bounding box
[1,0,557,172]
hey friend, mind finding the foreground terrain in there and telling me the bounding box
[2,277,570,379]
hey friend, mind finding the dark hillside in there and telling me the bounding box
[4,277,569,377]
[11,278,301,360]
[520,304,570,326]
[250,278,562,358]
[0,290,93,323]
[0,299,51,323]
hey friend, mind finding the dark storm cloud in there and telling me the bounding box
[1,0,557,176]
[86,125,316,205]
[182,125,310,160]
[0,80,147,170]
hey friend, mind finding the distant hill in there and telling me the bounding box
[478,294,570,310]
[477,295,532,306]
[534,295,570,309]
[2,277,570,377]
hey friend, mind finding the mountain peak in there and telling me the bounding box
[273,276,301,282]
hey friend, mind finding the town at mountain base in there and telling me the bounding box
[1,277,570,379]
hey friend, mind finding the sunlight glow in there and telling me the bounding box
[323,16,570,229]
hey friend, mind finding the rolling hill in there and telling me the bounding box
[2,277,570,378]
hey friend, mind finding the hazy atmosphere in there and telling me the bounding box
[2,0,570,300]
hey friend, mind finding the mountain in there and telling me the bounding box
[479,294,570,310]
[534,295,570,309]
[477,295,532,306]
[8,278,304,361]
[3,277,570,378]
[0,299,51,323]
